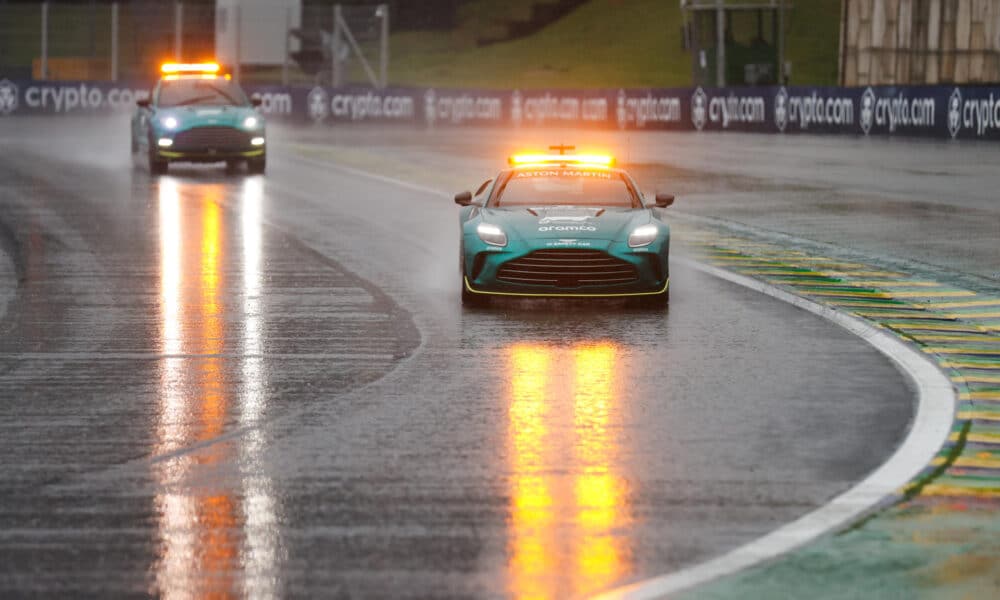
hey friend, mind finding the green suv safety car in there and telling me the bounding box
[131,63,266,175]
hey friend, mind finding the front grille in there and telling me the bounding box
[497,249,638,287]
[172,126,251,151]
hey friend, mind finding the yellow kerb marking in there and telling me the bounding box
[711,256,837,263]
[742,270,823,276]
[849,281,943,287]
[925,348,1000,355]
[773,281,871,287]
[889,323,988,333]
[950,431,1000,444]
[941,360,1000,369]
[917,335,1000,342]
[828,300,912,309]
[954,376,1000,384]
[891,291,976,298]
[957,411,1000,422]
[919,485,1000,499]
[808,290,890,299]
[856,311,946,319]
[817,270,903,277]
[959,391,1000,401]
[922,300,1000,309]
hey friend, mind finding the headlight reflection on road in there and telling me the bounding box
[238,177,284,598]
[154,179,281,598]
[506,341,632,599]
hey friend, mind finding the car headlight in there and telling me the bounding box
[161,116,179,129]
[243,116,260,129]
[477,222,507,247]
[628,224,659,248]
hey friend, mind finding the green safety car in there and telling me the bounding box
[455,149,674,307]
[131,62,266,175]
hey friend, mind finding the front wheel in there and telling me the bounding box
[148,151,167,175]
[461,278,486,307]
[248,155,266,175]
[635,286,669,309]
[147,136,167,174]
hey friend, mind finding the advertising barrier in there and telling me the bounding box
[1,77,998,140]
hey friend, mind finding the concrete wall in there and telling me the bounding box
[842,0,1000,85]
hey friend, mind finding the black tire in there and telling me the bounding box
[148,137,167,174]
[148,153,168,175]
[461,278,486,307]
[635,286,669,309]
[248,155,266,175]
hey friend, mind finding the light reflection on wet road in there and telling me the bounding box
[154,178,282,598]
[506,342,630,598]
[0,118,915,598]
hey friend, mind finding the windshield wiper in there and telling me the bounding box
[526,208,538,216]
[203,84,241,105]
[173,95,218,106]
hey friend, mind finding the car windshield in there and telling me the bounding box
[157,79,248,107]
[493,168,638,208]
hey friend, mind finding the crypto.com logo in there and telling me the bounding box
[616,89,628,129]
[0,80,19,116]
[859,87,876,135]
[307,86,329,122]
[948,88,962,138]
[774,87,789,132]
[424,88,437,126]
[691,87,707,131]
[510,90,523,125]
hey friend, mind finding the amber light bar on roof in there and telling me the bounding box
[161,62,221,75]
[508,153,616,167]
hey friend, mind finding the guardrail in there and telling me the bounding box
[0,79,998,140]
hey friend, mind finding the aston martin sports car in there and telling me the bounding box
[131,63,266,175]
[455,149,673,307]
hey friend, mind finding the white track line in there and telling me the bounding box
[592,258,955,600]
[289,155,956,600]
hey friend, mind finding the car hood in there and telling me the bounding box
[156,105,256,129]
[481,206,648,241]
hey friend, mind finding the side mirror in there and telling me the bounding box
[251,96,263,108]
[136,98,150,108]
[454,191,473,206]
[654,193,675,208]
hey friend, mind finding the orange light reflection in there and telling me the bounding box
[506,342,631,599]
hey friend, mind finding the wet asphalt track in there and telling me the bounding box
[0,118,913,598]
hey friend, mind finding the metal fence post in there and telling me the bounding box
[378,4,389,89]
[282,7,290,86]
[234,5,241,82]
[174,2,183,61]
[715,0,725,86]
[332,5,342,87]
[111,3,119,81]
[40,1,49,80]
[777,0,785,84]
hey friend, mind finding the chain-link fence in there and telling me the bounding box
[0,1,389,86]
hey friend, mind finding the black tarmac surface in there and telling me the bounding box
[0,118,913,598]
